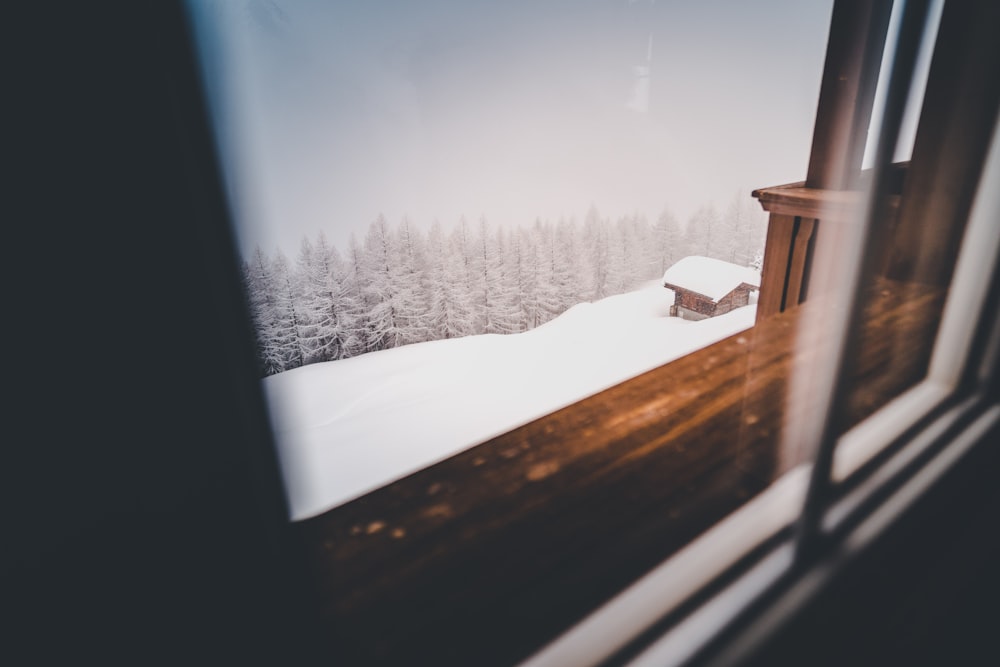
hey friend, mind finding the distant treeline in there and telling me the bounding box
[242,198,766,377]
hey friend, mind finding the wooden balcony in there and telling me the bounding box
[751,166,904,323]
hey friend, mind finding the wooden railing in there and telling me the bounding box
[747,0,893,325]
[756,0,1000,326]
[751,171,903,324]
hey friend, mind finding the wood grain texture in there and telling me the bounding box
[752,182,901,223]
[785,217,817,308]
[805,0,893,190]
[295,279,945,666]
[752,182,902,323]
[756,213,797,320]
[882,0,1000,286]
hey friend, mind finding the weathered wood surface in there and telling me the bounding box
[881,0,1000,287]
[752,182,901,223]
[784,217,817,308]
[757,212,798,319]
[805,0,893,191]
[295,279,945,667]
[666,285,753,319]
[752,182,903,324]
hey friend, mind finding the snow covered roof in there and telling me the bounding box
[661,256,761,302]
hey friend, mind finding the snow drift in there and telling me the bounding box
[263,281,757,520]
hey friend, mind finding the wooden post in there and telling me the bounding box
[806,0,894,190]
[882,0,1000,287]
[755,0,893,323]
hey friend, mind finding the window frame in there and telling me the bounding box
[161,0,1000,664]
[522,1,1000,663]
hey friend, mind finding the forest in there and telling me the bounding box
[242,196,767,377]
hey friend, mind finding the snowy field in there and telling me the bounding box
[264,281,757,520]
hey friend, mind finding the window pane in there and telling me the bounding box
[187,0,832,520]
[777,0,1000,482]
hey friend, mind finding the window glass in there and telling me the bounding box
[779,0,998,484]
[187,0,832,520]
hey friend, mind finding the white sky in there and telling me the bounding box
[188,0,834,258]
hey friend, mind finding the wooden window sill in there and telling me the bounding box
[295,277,945,667]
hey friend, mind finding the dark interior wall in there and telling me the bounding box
[732,419,1000,667]
[6,2,316,662]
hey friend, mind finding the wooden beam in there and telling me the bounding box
[806,0,894,190]
[755,182,866,222]
[756,213,797,320]
[883,0,1000,286]
[753,168,905,222]
[785,217,817,307]
[751,180,903,323]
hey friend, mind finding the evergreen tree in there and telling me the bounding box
[243,247,284,376]
[425,220,464,339]
[615,213,644,289]
[607,217,631,295]
[394,217,432,345]
[685,205,715,257]
[270,251,307,370]
[296,231,358,363]
[628,212,658,281]
[345,233,373,354]
[490,226,522,334]
[582,205,611,300]
[532,219,563,325]
[553,216,583,311]
[710,204,739,263]
[509,228,539,331]
[361,214,406,351]
[240,198,740,376]
[653,207,683,274]
[449,216,480,336]
[726,190,769,267]
[471,217,519,334]
[293,236,321,363]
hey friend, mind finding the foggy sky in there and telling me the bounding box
[188,0,835,258]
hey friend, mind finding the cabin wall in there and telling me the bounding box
[674,289,718,318]
[675,305,710,321]
[670,286,754,320]
[715,287,752,316]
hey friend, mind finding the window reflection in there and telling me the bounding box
[187,0,831,518]
[182,3,1000,665]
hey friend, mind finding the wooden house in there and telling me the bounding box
[662,256,761,320]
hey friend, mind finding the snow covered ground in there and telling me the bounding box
[264,281,757,520]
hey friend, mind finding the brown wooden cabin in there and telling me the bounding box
[662,255,761,320]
